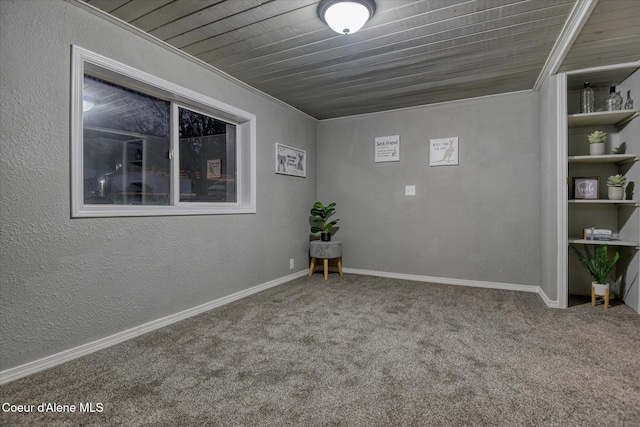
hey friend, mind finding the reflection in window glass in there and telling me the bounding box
[83,75,170,205]
[178,107,236,203]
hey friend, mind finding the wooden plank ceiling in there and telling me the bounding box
[559,0,640,74]
[80,0,639,120]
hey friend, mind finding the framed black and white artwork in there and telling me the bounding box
[275,143,306,177]
[429,137,459,166]
[375,135,400,163]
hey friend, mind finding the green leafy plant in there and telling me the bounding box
[310,201,339,234]
[570,244,628,284]
[587,130,607,144]
[606,174,626,187]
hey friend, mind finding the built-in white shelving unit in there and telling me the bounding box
[559,64,640,308]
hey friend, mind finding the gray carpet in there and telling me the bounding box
[2,274,639,426]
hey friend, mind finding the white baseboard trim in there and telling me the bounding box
[343,268,541,294]
[0,270,308,385]
[0,269,559,384]
[537,287,560,308]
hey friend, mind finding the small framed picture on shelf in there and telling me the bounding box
[573,176,599,199]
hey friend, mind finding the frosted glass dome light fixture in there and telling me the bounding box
[318,0,376,35]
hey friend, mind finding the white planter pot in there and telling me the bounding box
[592,282,609,296]
[608,186,624,200]
[589,143,606,155]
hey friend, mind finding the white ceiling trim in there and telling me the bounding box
[533,0,598,91]
[318,89,534,122]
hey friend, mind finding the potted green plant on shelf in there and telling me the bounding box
[606,174,626,200]
[570,244,628,301]
[587,130,607,155]
[310,201,339,241]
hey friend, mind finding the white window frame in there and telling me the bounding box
[71,46,256,217]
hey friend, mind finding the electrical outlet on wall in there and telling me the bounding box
[290,258,295,269]
[405,185,416,196]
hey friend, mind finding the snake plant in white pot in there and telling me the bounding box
[606,174,626,200]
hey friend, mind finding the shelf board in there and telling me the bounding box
[568,237,639,248]
[568,199,638,205]
[568,154,638,164]
[567,110,637,127]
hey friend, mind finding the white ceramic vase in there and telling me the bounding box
[589,143,605,155]
[592,282,609,296]
[608,186,624,200]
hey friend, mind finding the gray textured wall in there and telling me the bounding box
[0,0,317,369]
[538,75,561,304]
[317,92,541,287]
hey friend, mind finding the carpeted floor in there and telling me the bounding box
[2,274,639,426]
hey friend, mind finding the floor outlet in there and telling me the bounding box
[290,258,295,269]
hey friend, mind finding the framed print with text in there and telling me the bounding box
[375,135,400,163]
[275,143,306,177]
[573,176,599,199]
[429,137,459,166]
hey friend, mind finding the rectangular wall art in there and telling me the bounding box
[573,176,600,199]
[429,137,459,166]
[207,159,221,179]
[375,135,400,163]
[275,143,306,177]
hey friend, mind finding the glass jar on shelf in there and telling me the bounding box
[603,86,623,111]
[580,82,595,113]
[624,90,633,109]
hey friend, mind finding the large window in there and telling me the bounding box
[71,46,256,217]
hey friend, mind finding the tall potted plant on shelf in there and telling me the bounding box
[606,174,626,200]
[588,130,607,155]
[570,244,628,301]
[310,201,339,241]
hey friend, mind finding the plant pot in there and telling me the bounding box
[608,186,624,200]
[589,143,605,155]
[592,282,609,296]
[320,233,331,242]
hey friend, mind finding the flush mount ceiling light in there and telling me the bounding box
[318,0,376,35]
